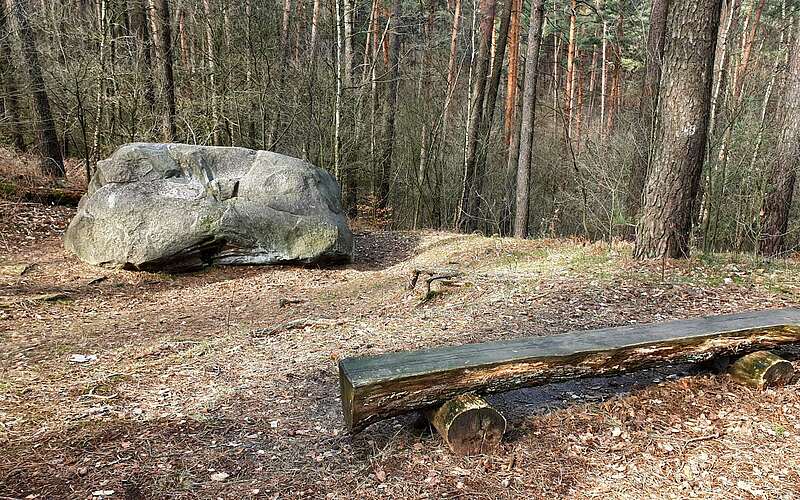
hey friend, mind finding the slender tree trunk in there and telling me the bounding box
[343,0,354,85]
[586,44,597,128]
[749,2,788,178]
[699,0,740,247]
[504,0,521,145]
[470,0,513,230]
[706,0,765,248]
[12,0,64,176]
[414,0,437,228]
[436,0,463,228]
[758,18,800,257]
[625,0,668,226]
[0,1,25,151]
[599,3,607,137]
[148,0,177,141]
[268,0,292,148]
[564,0,577,140]
[377,0,401,210]
[513,0,545,238]
[552,34,560,140]
[178,7,191,73]
[128,0,155,111]
[334,0,349,212]
[92,0,108,166]
[456,0,496,231]
[575,61,583,152]
[605,13,623,133]
[634,0,721,259]
[202,0,219,144]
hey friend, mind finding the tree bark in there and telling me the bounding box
[128,0,155,111]
[91,0,108,166]
[0,0,25,151]
[456,0,496,232]
[503,0,521,146]
[470,0,513,231]
[625,0,668,227]
[634,0,721,259]
[512,0,545,238]
[436,0,462,227]
[12,0,64,176]
[147,0,177,142]
[377,0,401,210]
[202,0,219,144]
[758,18,800,257]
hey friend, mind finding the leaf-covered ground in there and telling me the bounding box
[2,202,800,499]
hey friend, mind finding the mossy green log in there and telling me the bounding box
[729,350,794,389]
[339,308,800,431]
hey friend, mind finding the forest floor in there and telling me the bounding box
[3,196,800,498]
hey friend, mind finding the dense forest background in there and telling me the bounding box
[1,0,799,256]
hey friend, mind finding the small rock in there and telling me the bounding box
[69,354,97,364]
[210,472,229,482]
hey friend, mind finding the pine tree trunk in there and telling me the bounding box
[0,1,25,152]
[513,0,545,238]
[456,0,496,232]
[625,0,668,227]
[758,18,800,257]
[600,15,607,137]
[504,0,521,146]
[377,0,401,211]
[634,0,721,259]
[586,45,598,128]
[12,0,64,176]
[470,0,513,231]
[268,0,292,148]
[128,0,155,111]
[437,0,462,227]
[148,0,177,142]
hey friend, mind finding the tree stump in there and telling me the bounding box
[729,351,795,390]
[426,394,506,456]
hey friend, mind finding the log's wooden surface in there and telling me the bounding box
[426,394,506,456]
[339,308,800,431]
[729,350,795,389]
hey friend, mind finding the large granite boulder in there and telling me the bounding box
[64,143,353,271]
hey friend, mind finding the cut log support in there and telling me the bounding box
[729,350,795,389]
[339,308,800,431]
[426,394,505,456]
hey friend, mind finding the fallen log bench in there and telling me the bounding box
[338,308,800,453]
